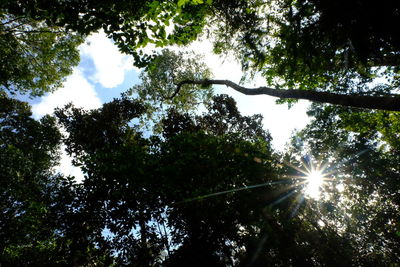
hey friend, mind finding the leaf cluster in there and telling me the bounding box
[0,14,83,96]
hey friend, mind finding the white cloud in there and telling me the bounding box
[32,69,102,118]
[80,30,135,88]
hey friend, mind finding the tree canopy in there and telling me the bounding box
[3,0,400,108]
[1,0,400,265]
[2,92,399,265]
[0,13,83,96]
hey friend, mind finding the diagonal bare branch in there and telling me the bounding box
[173,79,400,111]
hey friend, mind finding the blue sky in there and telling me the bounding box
[28,31,311,181]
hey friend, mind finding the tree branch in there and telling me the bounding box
[174,79,400,112]
[0,16,26,26]
[12,29,67,34]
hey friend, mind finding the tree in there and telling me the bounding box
[211,0,400,93]
[2,0,257,67]
[4,91,398,264]
[56,95,303,265]
[126,49,213,130]
[0,94,115,265]
[177,0,400,111]
[4,0,400,108]
[3,0,400,264]
[56,97,162,265]
[141,0,400,111]
[285,103,400,265]
[55,94,392,265]
[158,95,275,265]
[1,94,62,263]
[0,13,83,96]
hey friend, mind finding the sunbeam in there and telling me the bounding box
[176,180,288,204]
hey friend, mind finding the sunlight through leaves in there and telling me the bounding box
[305,170,324,199]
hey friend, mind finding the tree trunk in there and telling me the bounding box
[174,79,400,112]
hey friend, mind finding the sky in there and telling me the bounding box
[28,31,311,181]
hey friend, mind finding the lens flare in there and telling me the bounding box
[305,170,324,199]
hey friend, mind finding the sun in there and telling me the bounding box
[282,158,332,201]
[305,170,324,199]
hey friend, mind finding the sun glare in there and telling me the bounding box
[305,170,324,199]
